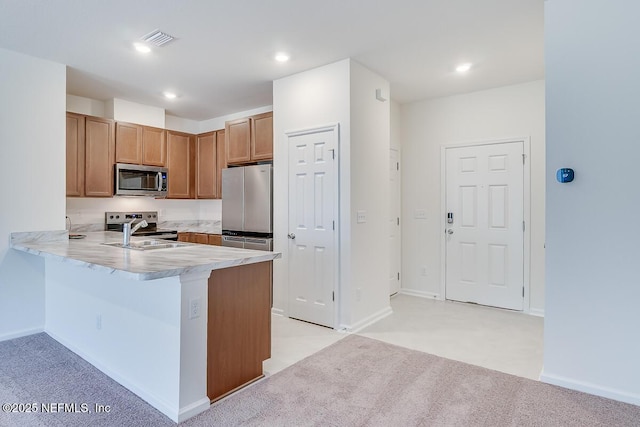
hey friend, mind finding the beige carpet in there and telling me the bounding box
[185,334,640,427]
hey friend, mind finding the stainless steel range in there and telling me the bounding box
[105,211,178,241]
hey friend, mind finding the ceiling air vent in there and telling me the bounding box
[141,29,175,47]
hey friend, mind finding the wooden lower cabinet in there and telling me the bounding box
[207,261,272,401]
[178,232,222,245]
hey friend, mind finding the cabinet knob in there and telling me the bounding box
[288,233,296,240]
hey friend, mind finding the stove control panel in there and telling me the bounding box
[105,211,158,225]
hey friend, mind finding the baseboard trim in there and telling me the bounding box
[177,397,210,423]
[340,306,393,333]
[540,372,640,406]
[528,307,545,317]
[0,327,44,343]
[398,289,439,299]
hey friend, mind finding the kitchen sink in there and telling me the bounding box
[103,240,189,251]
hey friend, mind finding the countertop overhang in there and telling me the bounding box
[10,230,281,281]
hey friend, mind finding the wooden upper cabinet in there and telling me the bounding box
[115,122,142,164]
[225,118,251,164]
[250,112,273,161]
[216,130,226,199]
[142,126,166,166]
[196,132,217,199]
[66,113,85,197]
[84,116,115,197]
[225,112,273,165]
[167,130,194,199]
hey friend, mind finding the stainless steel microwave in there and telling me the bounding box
[114,163,168,197]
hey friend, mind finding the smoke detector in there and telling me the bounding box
[140,29,175,47]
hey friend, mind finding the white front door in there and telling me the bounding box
[389,149,401,295]
[445,141,524,310]
[287,125,338,328]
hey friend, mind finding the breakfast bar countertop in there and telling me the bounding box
[10,230,280,281]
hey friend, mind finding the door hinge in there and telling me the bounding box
[332,220,335,230]
[522,287,525,298]
[330,149,335,159]
[396,162,399,171]
[522,221,525,232]
[397,272,400,281]
[397,217,399,226]
[332,291,335,302]
[522,153,525,164]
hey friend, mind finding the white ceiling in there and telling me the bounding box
[0,0,544,121]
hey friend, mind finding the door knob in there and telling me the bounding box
[288,233,296,239]
[447,229,454,235]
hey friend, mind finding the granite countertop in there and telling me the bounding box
[10,231,280,281]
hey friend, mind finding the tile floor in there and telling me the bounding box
[264,294,544,380]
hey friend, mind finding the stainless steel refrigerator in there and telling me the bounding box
[221,164,273,251]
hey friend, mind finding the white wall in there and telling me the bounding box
[273,59,391,330]
[67,94,105,117]
[401,80,546,312]
[273,59,351,321]
[105,98,165,128]
[66,198,221,226]
[346,61,391,328]
[0,48,66,340]
[165,115,201,134]
[199,105,273,133]
[542,1,640,405]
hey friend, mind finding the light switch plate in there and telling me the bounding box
[414,209,427,219]
[356,210,367,224]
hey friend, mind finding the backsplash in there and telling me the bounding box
[66,198,221,230]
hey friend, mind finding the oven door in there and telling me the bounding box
[115,163,168,197]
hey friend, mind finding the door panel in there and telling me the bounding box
[288,127,337,328]
[445,142,524,310]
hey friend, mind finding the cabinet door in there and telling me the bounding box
[177,232,192,242]
[208,234,222,246]
[196,132,217,199]
[115,122,142,164]
[216,130,226,199]
[142,126,166,166]
[167,131,194,199]
[225,118,251,164]
[66,113,85,197]
[85,116,114,197]
[194,233,209,244]
[250,112,273,161]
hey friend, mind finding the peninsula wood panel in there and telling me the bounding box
[250,112,273,161]
[84,116,114,197]
[142,126,166,166]
[115,122,142,164]
[208,261,272,402]
[66,113,85,197]
[208,234,222,246]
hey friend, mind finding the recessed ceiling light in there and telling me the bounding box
[133,43,151,54]
[163,91,177,99]
[456,63,472,73]
[275,52,290,62]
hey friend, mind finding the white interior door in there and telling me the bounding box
[389,149,401,295]
[287,125,338,328]
[445,142,524,310]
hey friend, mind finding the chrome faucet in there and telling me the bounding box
[123,219,148,246]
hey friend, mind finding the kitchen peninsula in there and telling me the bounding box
[10,230,281,423]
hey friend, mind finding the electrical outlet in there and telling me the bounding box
[356,210,367,224]
[96,315,102,330]
[421,267,428,276]
[189,297,201,319]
